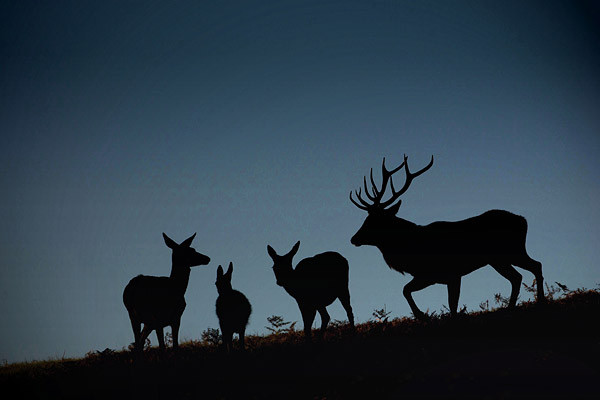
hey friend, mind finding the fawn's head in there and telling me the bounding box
[267,241,300,287]
[350,155,433,247]
[163,232,211,268]
[215,262,233,294]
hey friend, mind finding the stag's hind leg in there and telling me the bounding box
[491,263,522,308]
[514,255,545,303]
[447,278,461,316]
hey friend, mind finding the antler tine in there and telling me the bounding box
[349,188,371,210]
[380,155,434,209]
[363,170,380,202]
[350,155,433,211]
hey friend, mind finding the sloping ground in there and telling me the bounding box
[2,290,599,399]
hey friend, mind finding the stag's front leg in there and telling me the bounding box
[403,277,434,320]
[447,278,461,316]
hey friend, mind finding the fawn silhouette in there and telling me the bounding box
[350,155,545,319]
[215,262,252,352]
[267,241,354,340]
[123,233,210,353]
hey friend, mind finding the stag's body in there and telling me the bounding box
[215,262,252,352]
[123,233,210,353]
[267,242,354,340]
[350,156,544,319]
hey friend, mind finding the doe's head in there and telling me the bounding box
[267,241,300,287]
[163,232,211,268]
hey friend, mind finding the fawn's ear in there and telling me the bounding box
[267,245,277,260]
[226,262,233,276]
[217,265,224,277]
[163,233,178,249]
[181,233,196,247]
[288,241,300,258]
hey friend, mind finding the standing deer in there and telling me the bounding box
[215,262,252,352]
[350,155,545,319]
[123,233,210,353]
[267,241,354,340]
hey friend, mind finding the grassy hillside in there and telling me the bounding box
[2,287,599,399]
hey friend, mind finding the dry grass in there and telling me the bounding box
[2,286,599,399]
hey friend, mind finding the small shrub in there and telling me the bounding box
[200,328,222,346]
[372,305,392,323]
[266,315,296,334]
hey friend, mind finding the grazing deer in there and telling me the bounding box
[350,155,545,319]
[267,241,354,340]
[215,262,252,352]
[123,233,210,353]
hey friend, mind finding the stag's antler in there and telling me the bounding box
[350,154,434,211]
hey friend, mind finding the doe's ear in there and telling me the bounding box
[217,265,224,278]
[267,245,277,260]
[181,233,196,247]
[163,233,178,249]
[287,241,300,258]
[226,262,233,276]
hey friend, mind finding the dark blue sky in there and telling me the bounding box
[1,1,599,363]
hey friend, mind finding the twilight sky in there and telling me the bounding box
[1,0,599,363]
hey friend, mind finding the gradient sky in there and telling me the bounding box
[1,1,599,363]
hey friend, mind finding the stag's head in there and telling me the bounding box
[350,155,434,247]
[163,232,211,268]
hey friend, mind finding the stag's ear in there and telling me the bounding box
[267,245,277,260]
[226,262,233,276]
[217,265,224,277]
[163,233,178,249]
[181,233,196,247]
[387,200,402,216]
[288,241,300,258]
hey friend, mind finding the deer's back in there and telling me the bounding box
[295,252,349,281]
[216,290,251,332]
[392,210,530,278]
[123,275,186,327]
[285,252,349,306]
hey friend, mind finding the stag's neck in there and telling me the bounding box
[374,219,422,272]
[170,267,191,295]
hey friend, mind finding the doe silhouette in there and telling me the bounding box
[215,262,252,352]
[123,233,210,353]
[267,241,354,340]
[350,155,545,319]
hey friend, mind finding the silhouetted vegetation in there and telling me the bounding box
[3,285,599,399]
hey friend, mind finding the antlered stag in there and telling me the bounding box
[123,233,210,353]
[350,155,544,319]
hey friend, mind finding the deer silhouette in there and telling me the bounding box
[267,241,354,340]
[215,262,252,352]
[123,233,210,353]
[350,155,545,319]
